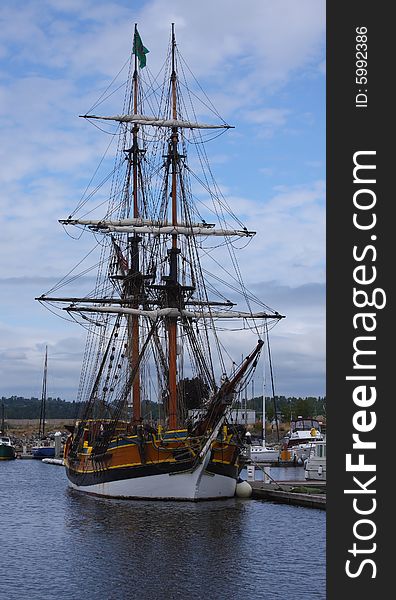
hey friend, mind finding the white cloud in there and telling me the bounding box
[245,108,290,126]
[0,0,325,399]
[243,108,291,137]
[198,180,325,288]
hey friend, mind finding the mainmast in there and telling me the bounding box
[167,23,179,430]
[130,24,142,424]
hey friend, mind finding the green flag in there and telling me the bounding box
[133,29,149,69]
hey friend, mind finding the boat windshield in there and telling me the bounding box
[0,437,11,444]
[291,419,320,432]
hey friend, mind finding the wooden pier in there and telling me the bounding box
[250,480,326,510]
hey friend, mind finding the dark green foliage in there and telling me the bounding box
[241,395,326,421]
[1,396,83,419]
[2,393,326,421]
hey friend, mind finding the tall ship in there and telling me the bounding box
[37,25,284,499]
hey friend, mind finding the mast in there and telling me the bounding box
[1,402,4,434]
[167,23,179,430]
[38,346,48,438]
[262,366,266,447]
[130,23,141,424]
[266,324,280,443]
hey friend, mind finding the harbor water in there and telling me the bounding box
[0,461,325,599]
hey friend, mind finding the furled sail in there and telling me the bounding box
[83,224,255,237]
[37,296,236,307]
[80,113,233,129]
[64,305,283,321]
[59,218,215,229]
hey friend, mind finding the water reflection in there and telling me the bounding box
[1,460,325,600]
[65,490,249,598]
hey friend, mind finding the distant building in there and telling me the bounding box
[188,409,256,425]
[230,409,256,424]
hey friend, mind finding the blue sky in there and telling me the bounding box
[0,0,325,400]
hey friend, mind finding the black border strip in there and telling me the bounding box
[327,2,392,595]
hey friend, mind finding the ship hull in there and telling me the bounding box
[248,446,279,463]
[64,432,239,500]
[32,446,55,459]
[66,464,237,500]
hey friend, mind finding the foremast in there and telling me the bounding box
[168,23,180,430]
[128,23,185,430]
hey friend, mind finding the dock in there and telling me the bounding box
[250,480,326,510]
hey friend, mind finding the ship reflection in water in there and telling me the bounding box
[1,461,325,600]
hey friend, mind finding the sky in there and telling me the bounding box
[0,0,325,401]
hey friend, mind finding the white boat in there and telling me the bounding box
[304,441,326,481]
[249,443,279,463]
[286,416,324,460]
[287,417,324,446]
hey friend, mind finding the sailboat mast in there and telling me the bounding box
[131,23,141,424]
[39,346,48,437]
[168,23,179,430]
[262,372,266,446]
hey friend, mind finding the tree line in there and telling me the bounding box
[242,395,326,421]
[1,396,83,419]
[2,386,326,421]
